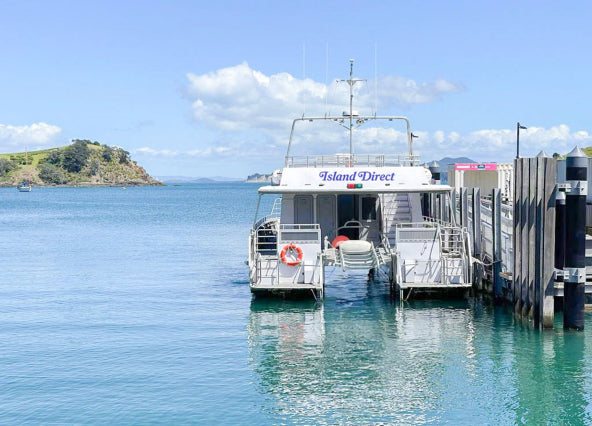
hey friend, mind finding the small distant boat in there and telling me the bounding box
[17,181,31,192]
[17,147,32,192]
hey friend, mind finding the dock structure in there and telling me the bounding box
[434,148,590,330]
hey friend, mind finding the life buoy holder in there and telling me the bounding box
[280,243,303,266]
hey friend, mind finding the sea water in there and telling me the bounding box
[1,183,592,424]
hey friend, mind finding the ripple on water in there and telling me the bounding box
[1,185,592,424]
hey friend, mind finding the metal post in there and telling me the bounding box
[564,147,587,330]
[516,122,527,159]
[516,123,520,159]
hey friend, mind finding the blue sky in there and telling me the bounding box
[2,0,592,177]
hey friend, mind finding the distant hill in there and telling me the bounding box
[436,157,476,167]
[0,140,161,187]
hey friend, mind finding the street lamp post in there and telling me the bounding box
[516,122,527,159]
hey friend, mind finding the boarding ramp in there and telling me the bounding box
[323,220,390,271]
[338,240,381,270]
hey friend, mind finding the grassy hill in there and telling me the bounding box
[0,140,161,187]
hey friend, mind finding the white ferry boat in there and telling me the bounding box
[248,62,473,299]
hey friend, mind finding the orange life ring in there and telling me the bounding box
[280,243,303,266]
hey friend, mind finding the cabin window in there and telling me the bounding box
[361,197,377,220]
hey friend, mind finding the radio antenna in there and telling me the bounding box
[374,43,378,115]
[302,43,306,115]
[337,59,366,159]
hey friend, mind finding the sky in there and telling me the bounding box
[2,0,592,177]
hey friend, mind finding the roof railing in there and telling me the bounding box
[284,153,420,168]
[284,115,415,167]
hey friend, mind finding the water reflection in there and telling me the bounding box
[248,289,592,424]
[249,285,479,424]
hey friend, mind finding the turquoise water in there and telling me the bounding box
[1,183,592,424]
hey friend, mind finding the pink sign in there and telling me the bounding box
[454,163,498,171]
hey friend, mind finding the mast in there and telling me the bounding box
[338,59,365,163]
[26,147,30,185]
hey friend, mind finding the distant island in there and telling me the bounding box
[0,140,161,187]
[246,173,272,183]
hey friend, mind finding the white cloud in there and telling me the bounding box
[135,144,236,158]
[181,63,591,164]
[185,62,463,137]
[370,76,463,105]
[412,124,592,162]
[136,147,179,156]
[0,122,61,151]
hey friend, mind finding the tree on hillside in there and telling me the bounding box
[39,164,67,184]
[89,159,100,176]
[0,158,16,176]
[102,146,114,162]
[118,149,130,164]
[62,141,90,173]
[45,150,61,165]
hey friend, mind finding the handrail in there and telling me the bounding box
[284,153,420,168]
[253,197,282,230]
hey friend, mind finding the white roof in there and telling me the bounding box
[258,164,451,194]
[258,184,452,194]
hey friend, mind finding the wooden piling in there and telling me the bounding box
[451,189,458,225]
[460,187,469,229]
[472,188,482,290]
[492,188,503,300]
[440,193,447,223]
[520,159,529,317]
[513,159,522,315]
[528,158,537,320]
[472,188,482,258]
[511,156,557,327]
[534,157,544,325]
[541,157,556,328]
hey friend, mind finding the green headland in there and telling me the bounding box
[0,140,161,187]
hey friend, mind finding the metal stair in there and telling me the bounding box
[381,193,412,246]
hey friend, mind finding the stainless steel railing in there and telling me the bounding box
[284,153,420,168]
